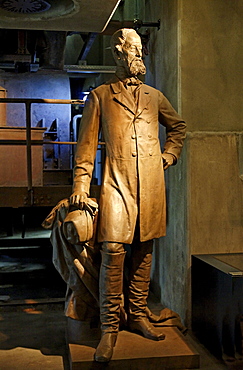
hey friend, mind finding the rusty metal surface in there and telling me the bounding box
[0,185,100,208]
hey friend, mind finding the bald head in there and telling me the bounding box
[110,28,138,54]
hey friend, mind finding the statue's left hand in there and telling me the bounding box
[162,153,175,170]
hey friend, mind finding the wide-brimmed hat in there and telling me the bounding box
[63,199,98,244]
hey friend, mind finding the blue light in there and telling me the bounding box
[80,92,90,102]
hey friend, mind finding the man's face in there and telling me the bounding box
[120,32,146,76]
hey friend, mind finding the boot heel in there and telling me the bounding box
[128,317,165,341]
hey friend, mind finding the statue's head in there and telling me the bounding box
[110,28,146,77]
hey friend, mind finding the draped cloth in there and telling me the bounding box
[42,198,100,321]
[42,198,187,333]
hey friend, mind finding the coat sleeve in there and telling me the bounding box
[158,91,186,162]
[72,90,100,195]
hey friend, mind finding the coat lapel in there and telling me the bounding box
[110,80,136,115]
[136,85,151,117]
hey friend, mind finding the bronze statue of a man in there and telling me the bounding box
[70,28,186,362]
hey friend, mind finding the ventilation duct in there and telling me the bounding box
[0,0,51,14]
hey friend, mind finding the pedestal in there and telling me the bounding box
[68,323,199,370]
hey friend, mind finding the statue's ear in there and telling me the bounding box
[115,44,123,53]
[113,45,121,57]
[113,44,125,61]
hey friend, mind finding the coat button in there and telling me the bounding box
[148,134,152,138]
[149,151,153,156]
[131,134,136,139]
[147,120,150,124]
[132,152,137,157]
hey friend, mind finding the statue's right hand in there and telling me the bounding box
[70,191,88,209]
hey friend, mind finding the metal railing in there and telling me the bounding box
[0,98,85,204]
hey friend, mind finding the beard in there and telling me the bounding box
[128,58,146,76]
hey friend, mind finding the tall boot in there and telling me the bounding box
[94,250,126,362]
[127,240,165,341]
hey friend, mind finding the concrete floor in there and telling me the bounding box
[0,303,242,370]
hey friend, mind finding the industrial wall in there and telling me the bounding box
[181,0,243,255]
[0,71,72,188]
[143,0,243,325]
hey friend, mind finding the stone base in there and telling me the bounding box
[68,326,200,370]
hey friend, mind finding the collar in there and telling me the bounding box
[123,76,142,87]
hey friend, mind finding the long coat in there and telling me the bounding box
[73,76,186,244]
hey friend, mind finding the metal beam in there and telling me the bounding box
[78,32,98,62]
